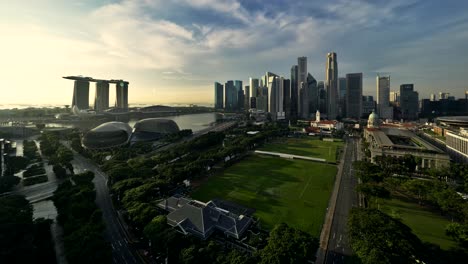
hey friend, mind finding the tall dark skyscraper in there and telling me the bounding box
[400,84,419,120]
[318,81,327,114]
[326,52,338,119]
[308,74,318,116]
[94,81,109,112]
[290,65,299,118]
[283,79,291,119]
[338,77,346,117]
[214,82,224,109]
[224,80,236,110]
[244,85,250,110]
[377,76,393,120]
[346,73,363,119]
[362,95,376,116]
[297,57,307,118]
[234,80,243,110]
[72,80,90,110]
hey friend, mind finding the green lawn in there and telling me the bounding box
[379,198,456,250]
[259,137,343,162]
[191,154,336,236]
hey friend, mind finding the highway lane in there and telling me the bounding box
[325,137,359,264]
[72,153,139,264]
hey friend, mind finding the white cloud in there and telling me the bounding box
[1,0,467,104]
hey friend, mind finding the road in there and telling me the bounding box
[325,137,359,264]
[71,152,139,264]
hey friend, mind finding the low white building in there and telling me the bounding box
[310,110,344,130]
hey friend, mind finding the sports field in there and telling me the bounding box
[259,137,343,162]
[191,154,336,236]
[379,198,456,250]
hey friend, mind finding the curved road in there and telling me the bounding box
[71,152,139,264]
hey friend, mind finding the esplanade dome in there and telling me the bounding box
[131,118,180,142]
[82,122,132,149]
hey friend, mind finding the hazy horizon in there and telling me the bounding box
[2,0,468,106]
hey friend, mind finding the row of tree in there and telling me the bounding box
[39,132,74,174]
[52,171,112,263]
[0,195,56,263]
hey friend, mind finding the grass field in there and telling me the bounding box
[379,198,456,250]
[259,137,343,162]
[191,154,336,236]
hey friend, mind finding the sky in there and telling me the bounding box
[1,0,468,106]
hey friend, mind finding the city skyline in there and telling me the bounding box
[2,0,468,106]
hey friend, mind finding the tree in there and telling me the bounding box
[258,223,318,264]
[402,179,431,205]
[57,146,73,165]
[126,202,159,228]
[63,223,112,264]
[143,215,167,243]
[0,195,34,263]
[353,161,383,183]
[446,223,468,249]
[179,245,197,264]
[433,188,465,220]
[356,183,390,208]
[53,164,67,179]
[348,208,423,264]
[107,164,134,184]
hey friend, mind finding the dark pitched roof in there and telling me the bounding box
[157,196,253,240]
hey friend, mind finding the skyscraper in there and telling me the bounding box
[234,80,243,110]
[224,81,236,111]
[326,52,338,119]
[264,72,278,118]
[362,95,376,116]
[346,73,363,119]
[306,73,318,118]
[430,94,436,101]
[214,82,224,109]
[400,84,419,120]
[94,81,109,112]
[318,81,327,114]
[390,91,400,105]
[244,85,250,110]
[72,80,90,110]
[249,78,259,97]
[439,92,450,100]
[275,76,285,120]
[338,77,347,117]
[377,76,393,120]
[290,65,299,118]
[297,57,307,118]
[283,79,291,119]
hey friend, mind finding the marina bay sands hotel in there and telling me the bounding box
[63,76,129,112]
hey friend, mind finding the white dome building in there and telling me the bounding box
[367,111,379,128]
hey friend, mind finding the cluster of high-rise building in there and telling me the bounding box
[214,54,467,122]
[420,91,468,117]
[214,53,366,121]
